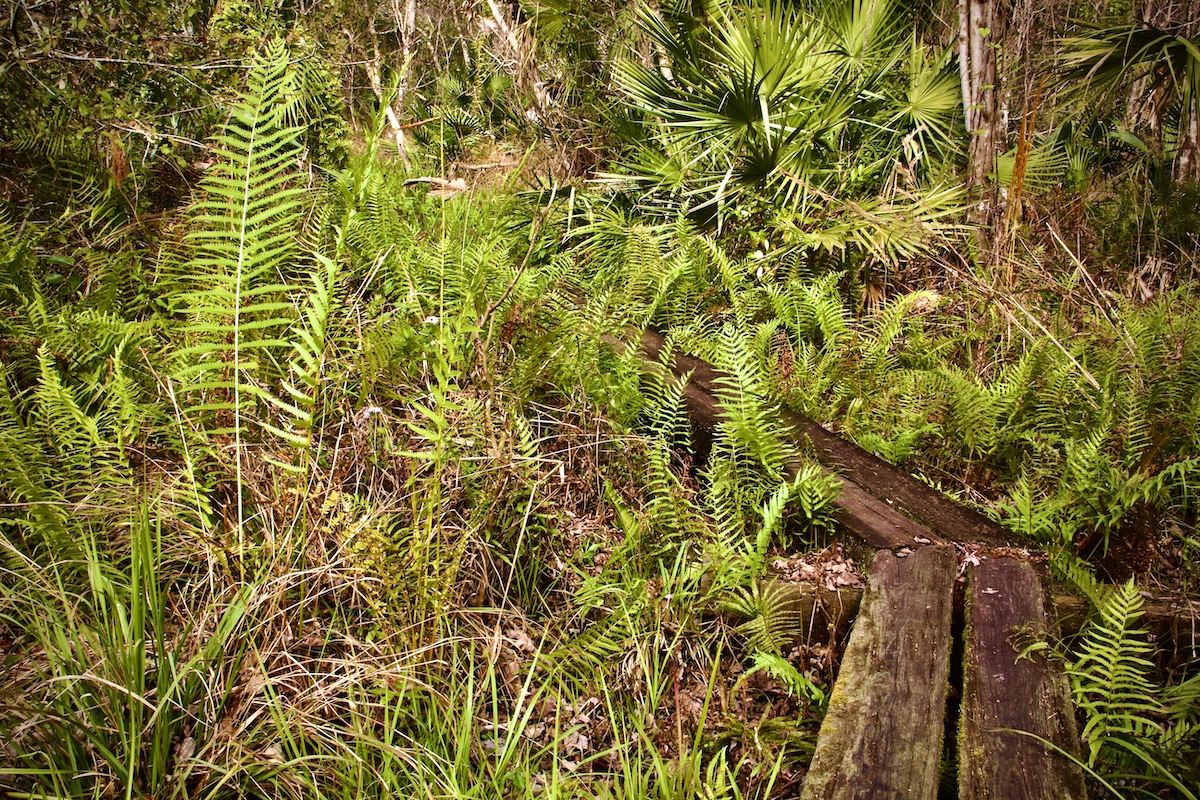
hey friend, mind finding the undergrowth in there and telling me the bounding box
[0,43,832,799]
[1,17,1198,799]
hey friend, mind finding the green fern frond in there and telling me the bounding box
[641,441,703,541]
[746,651,827,707]
[642,347,694,447]
[548,599,642,678]
[259,252,342,464]
[33,346,102,451]
[0,374,73,560]
[749,479,793,576]
[723,580,802,657]
[1048,547,1106,608]
[511,411,540,463]
[1164,673,1200,727]
[1069,578,1164,766]
[172,40,310,451]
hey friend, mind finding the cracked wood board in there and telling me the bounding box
[800,544,956,800]
[960,557,1086,799]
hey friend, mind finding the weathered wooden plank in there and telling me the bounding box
[781,410,1017,548]
[637,329,1014,548]
[673,365,938,550]
[800,545,957,800]
[831,479,940,551]
[960,557,1086,799]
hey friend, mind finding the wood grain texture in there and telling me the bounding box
[800,545,957,800]
[959,557,1086,800]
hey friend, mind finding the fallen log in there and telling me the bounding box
[800,545,957,800]
[960,557,1086,799]
[637,330,1013,548]
[711,579,1199,667]
[1052,591,1200,670]
[670,361,938,551]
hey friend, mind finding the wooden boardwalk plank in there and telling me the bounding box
[960,557,1086,800]
[637,330,1015,544]
[800,545,957,800]
[668,358,938,550]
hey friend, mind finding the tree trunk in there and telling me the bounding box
[959,0,1004,232]
[365,11,411,165]
[1173,101,1200,183]
[485,0,547,121]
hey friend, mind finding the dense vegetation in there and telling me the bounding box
[1,0,1198,797]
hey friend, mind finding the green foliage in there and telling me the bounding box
[0,511,254,799]
[1070,579,1164,766]
[742,651,826,709]
[722,580,802,657]
[172,40,310,449]
[611,0,967,259]
[1065,579,1200,797]
[5,7,1200,798]
[756,280,1200,560]
[1057,23,1200,180]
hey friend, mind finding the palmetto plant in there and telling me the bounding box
[612,0,967,261]
[1057,23,1200,183]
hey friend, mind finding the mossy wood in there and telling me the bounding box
[800,545,956,800]
[960,556,1086,799]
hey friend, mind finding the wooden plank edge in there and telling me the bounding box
[636,329,1016,549]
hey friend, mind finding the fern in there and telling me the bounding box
[722,580,802,657]
[1051,548,1105,605]
[172,40,311,471]
[33,346,103,451]
[640,339,693,446]
[0,373,73,561]
[711,323,792,478]
[258,251,342,467]
[1069,578,1163,767]
[744,651,827,708]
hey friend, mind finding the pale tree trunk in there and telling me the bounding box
[364,9,413,165]
[1139,0,1200,183]
[1174,102,1200,183]
[394,0,417,120]
[484,0,548,122]
[959,0,1004,224]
